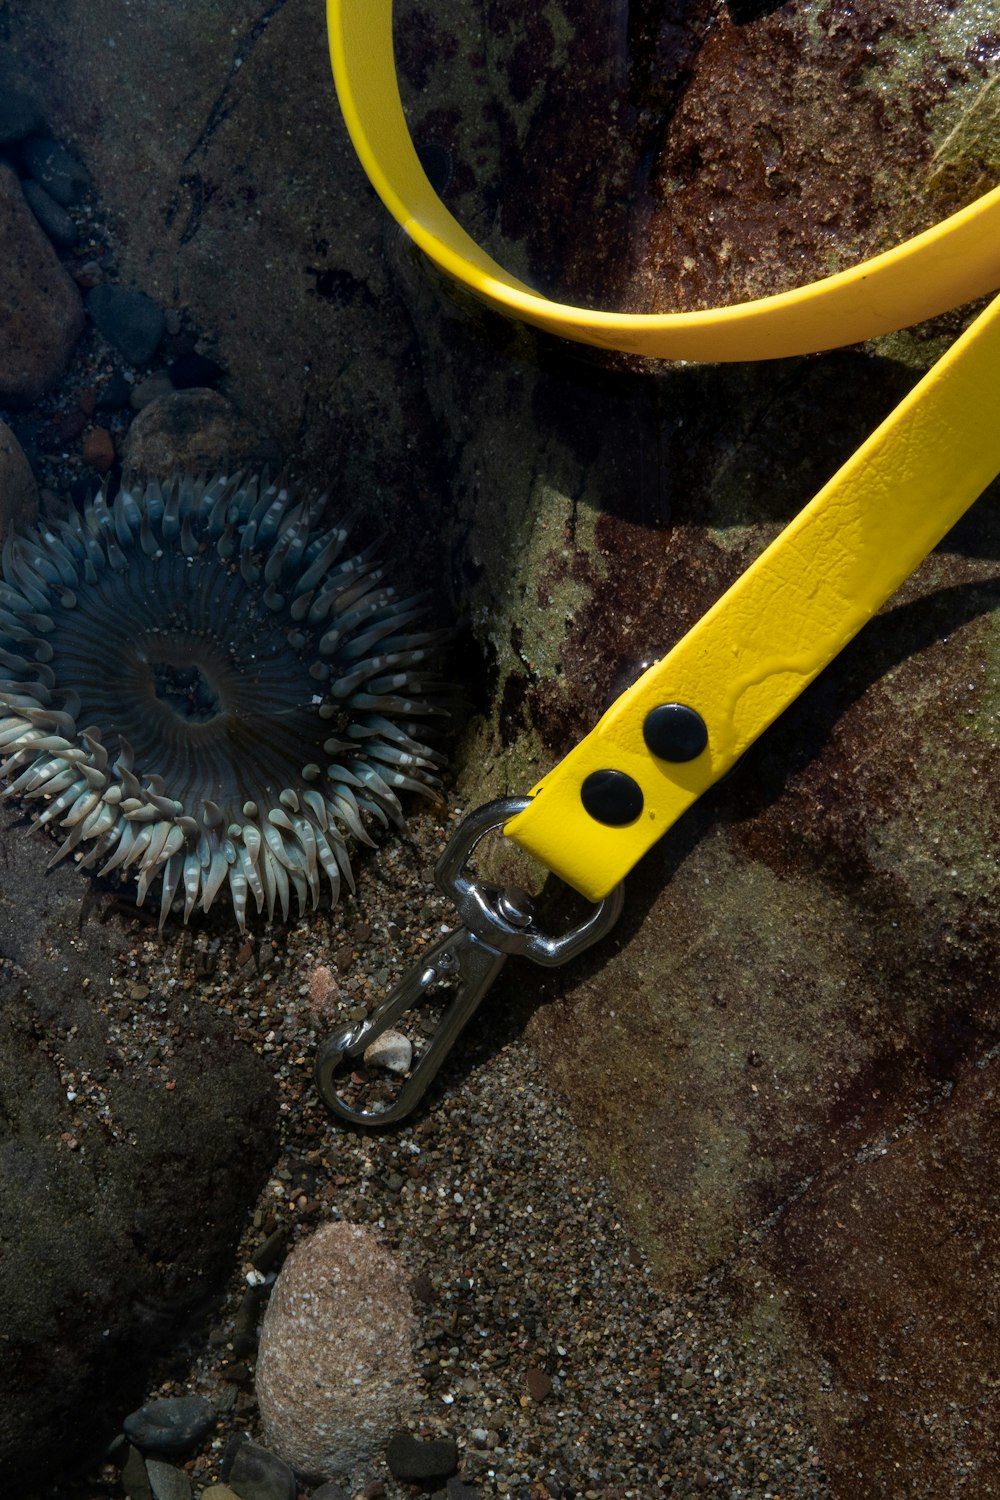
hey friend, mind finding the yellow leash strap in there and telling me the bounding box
[507,292,1000,896]
[328,0,1000,361]
[325,0,1000,903]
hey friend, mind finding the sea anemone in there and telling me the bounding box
[0,473,446,930]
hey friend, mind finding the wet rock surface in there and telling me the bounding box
[1,1,998,1497]
[0,810,280,1494]
[0,163,84,402]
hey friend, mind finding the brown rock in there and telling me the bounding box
[83,425,115,473]
[0,163,84,402]
[120,388,281,486]
[307,964,341,1024]
[0,419,39,536]
[255,1221,418,1478]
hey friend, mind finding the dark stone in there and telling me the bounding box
[121,1444,153,1500]
[169,351,225,389]
[311,1485,350,1500]
[96,366,133,411]
[446,1481,481,1499]
[227,1442,297,1500]
[230,1282,266,1357]
[145,1459,192,1500]
[0,84,44,145]
[21,135,90,204]
[20,177,78,247]
[386,1431,459,1483]
[86,283,165,365]
[0,808,280,1498]
[123,1394,216,1458]
[250,1225,288,1274]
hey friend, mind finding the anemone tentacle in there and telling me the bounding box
[0,474,447,930]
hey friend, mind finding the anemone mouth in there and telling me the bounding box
[0,474,448,931]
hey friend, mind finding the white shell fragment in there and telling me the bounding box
[363,1027,413,1075]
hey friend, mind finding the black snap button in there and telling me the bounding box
[580,769,644,826]
[643,703,708,762]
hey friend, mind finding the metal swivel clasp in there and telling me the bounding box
[314,797,624,1125]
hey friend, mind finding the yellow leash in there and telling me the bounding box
[317,0,1000,1121]
[328,0,1000,361]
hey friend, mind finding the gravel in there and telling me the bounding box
[40,798,829,1500]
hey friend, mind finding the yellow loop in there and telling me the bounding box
[327,0,1000,900]
[328,0,1000,360]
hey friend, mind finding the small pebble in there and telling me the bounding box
[525,1366,553,1402]
[83,425,115,473]
[123,1394,216,1457]
[364,1028,413,1075]
[86,283,165,365]
[145,1459,192,1500]
[0,82,44,144]
[130,371,175,411]
[22,135,91,204]
[385,1431,459,1482]
[20,178,78,247]
[227,1441,297,1500]
[121,1444,152,1500]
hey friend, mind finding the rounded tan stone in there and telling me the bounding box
[120,388,281,485]
[255,1220,418,1479]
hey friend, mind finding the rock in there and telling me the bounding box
[0,812,281,1497]
[226,1442,296,1500]
[201,1489,241,1500]
[120,389,282,486]
[0,163,83,402]
[524,1367,552,1402]
[363,1028,413,1075]
[385,1431,459,1483]
[121,1444,153,1500]
[145,1459,192,1500]
[0,420,40,535]
[86,283,165,365]
[21,135,91,204]
[123,1395,216,1458]
[0,83,44,144]
[83,424,115,473]
[130,371,175,411]
[310,1485,350,1500]
[20,177,78,247]
[255,1222,418,1478]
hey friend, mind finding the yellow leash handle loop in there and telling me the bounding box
[326,0,1000,901]
[328,0,1000,360]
